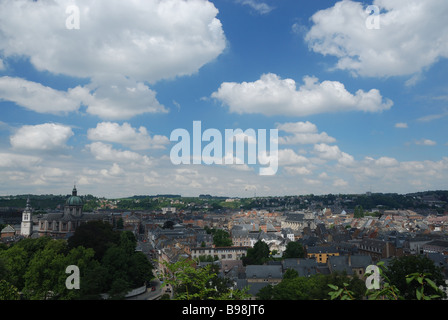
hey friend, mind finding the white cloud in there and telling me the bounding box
[10,123,74,151]
[277,121,336,145]
[375,157,399,167]
[0,75,168,120]
[333,178,348,187]
[305,0,448,78]
[0,76,88,115]
[415,139,437,146]
[318,172,329,179]
[212,73,392,116]
[277,121,318,133]
[0,0,226,83]
[0,0,225,120]
[85,141,152,165]
[313,143,355,166]
[417,110,448,123]
[365,156,399,167]
[235,0,274,15]
[278,149,309,166]
[83,76,168,120]
[284,166,312,176]
[394,122,408,129]
[87,122,169,150]
[0,153,41,168]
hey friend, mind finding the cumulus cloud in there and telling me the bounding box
[278,149,309,166]
[305,0,448,78]
[0,0,226,83]
[82,76,168,120]
[0,153,41,168]
[0,76,168,119]
[284,166,312,176]
[277,121,336,145]
[365,156,399,167]
[0,76,88,115]
[10,123,74,151]
[333,178,348,187]
[0,0,225,120]
[212,73,392,116]
[313,143,355,166]
[87,122,169,150]
[85,141,153,165]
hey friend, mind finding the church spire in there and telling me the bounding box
[72,185,77,196]
[21,197,33,237]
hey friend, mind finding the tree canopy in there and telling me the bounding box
[242,240,270,265]
[384,255,445,300]
[0,221,153,300]
[282,242,305,259]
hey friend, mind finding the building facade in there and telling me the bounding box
[191,246,248,261]
[306,246,339,263]
[38,186,113,238]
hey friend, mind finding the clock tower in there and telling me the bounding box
[21,198,33,237]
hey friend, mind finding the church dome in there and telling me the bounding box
[66,186,83,206]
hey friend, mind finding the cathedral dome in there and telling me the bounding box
[66,186,83,206]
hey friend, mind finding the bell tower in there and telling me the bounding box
[21,198,33,237]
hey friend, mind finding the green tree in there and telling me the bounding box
[67,221,120,260]
[257,272,365,300]
[101,245,133,298]
[163,259,220,300]
[282,242,305,259]
[60,246,100,300]
[255,284,275,300]
[0,245,28,290]
[212,229,233,247]
[384,255,445,300]
[100,232,153,299]
[162,259,249,300]
[329,260,445,300]
[0,280,20,300]
[283,268,299,280]
[243,240,270,265]
[354,205,364,218]
[23,240,68,300]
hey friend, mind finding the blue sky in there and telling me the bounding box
[0,0,447,198]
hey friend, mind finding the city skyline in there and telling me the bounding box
[0,0,447,198]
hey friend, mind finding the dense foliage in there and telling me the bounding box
[256,272,366,300]
[0,221,153,300]
[328,256,446,300]
[205,227,233,247]
[242,240,270,265]
[162,259,250,300]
